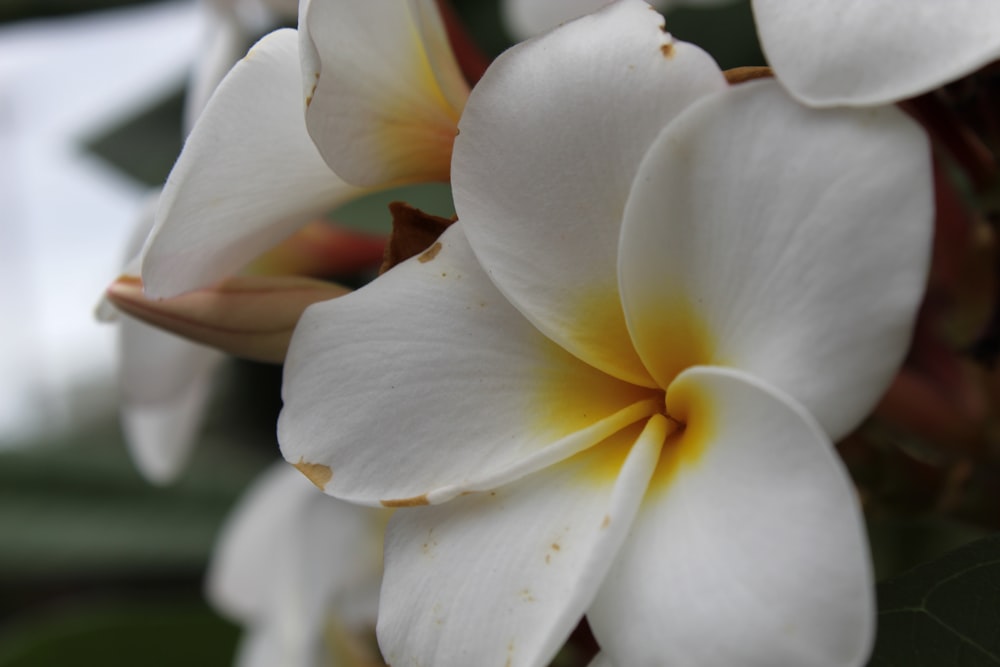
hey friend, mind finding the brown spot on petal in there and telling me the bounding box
[660,42,675,59]
[551,543,561,551]
[601,514,611,529]
[294,459,333,490]
[418,242,443,263]
[380,494,430,508]
[724,66,773,85]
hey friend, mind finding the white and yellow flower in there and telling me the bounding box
[139,0,468,300]
[279,2,933,665]
[104,0,469,482]
[752,0,1000,106]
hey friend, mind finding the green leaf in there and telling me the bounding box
[869,533,1000,666]
[0,598,239,667]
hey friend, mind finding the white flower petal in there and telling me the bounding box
[586,652,613,667]
[118,317,223,484]
[753,0,1000,106]
[206,464,320,621]
[589,366,874,667]
[232,625,321,667]
[300,0,466,187]
[141,29,364,299]
[619,79,932,440]
[208,463,385,665]
[378,417,667,667]
[278,224,660,507]
[453,0,726,387]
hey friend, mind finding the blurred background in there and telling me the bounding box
[1,0,994,665]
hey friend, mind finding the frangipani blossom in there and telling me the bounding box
[140,0,468,299]
[752,0,1000,106]
[208,463,388,667]
[104,0,465,481]
[279,2,933,666]
[501,0,734,41]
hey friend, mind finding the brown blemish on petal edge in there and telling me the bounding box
[380,494,430,508]
[660,42,675,59]
[418,242,443,263]
[293,459,333,490]
[723,66,773,85]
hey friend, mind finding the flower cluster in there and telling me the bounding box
[99,0,1000,665]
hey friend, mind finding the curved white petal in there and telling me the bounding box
[619,79,932,440]
[753,0,1000,106]
[279,224,660,507]
[453,0,726,387]
[118,316,223,484]
[589,366,874,667]
[300,0,466,187]
[378,417,666,667]
[207,464,316,621]
[142,29,365,299]
[208,463,386,665]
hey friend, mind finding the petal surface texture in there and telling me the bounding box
[588,367,875,667]
[141,28,364,298]
[278,224,660,506]
[753,0,1000,106]
[377,417,666,667]
[619,79,932,440]
[301,0,467,187]
[452,0,727,387]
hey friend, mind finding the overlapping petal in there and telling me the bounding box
[141,29,365,299]
[588,367,874,667]
[619,79,933,440]
[377,417,666,667]
[300,0,467,187]
[753,0,1000,106]
[279,224,661,506]
[453,0,727,387]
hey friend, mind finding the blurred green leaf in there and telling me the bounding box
[84,88,185,188]
[0,404,272,581]
[869,533,1000,666]
[0,598,238,667]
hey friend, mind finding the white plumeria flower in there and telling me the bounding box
[752,0,1000,107]
[139,0,468,299]
[97,0,282,483]
[106,0,466,482]
[502,0,734,40]
[279,2,934,665]
[208,463,388,667]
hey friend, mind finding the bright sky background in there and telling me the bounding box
[0,1,204,443]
